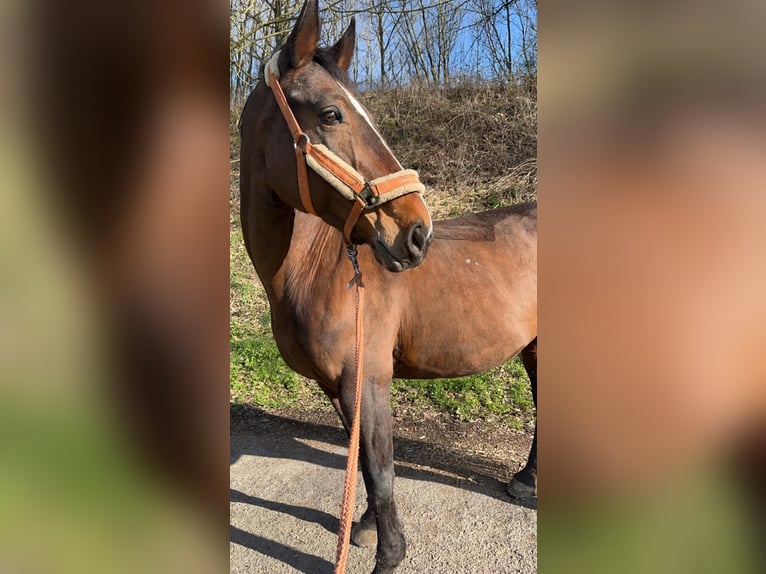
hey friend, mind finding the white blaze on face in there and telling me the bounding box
[336,81,434,236]
[336,82,403,169]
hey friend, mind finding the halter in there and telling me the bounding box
[265,55,425,244]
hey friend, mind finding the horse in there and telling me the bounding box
[238,1,537,572]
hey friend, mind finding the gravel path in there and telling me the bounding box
[230,408,537,574]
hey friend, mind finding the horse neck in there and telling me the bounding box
[247,196,347,307]
[280,212,348,307]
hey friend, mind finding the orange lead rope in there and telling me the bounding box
[334,246,365,574]
[266,64,391,572]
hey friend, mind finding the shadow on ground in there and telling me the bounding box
[230,524,334,573]
[230,405,536,573]
[230,404,535,509]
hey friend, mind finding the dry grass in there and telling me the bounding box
[361,78,537,217]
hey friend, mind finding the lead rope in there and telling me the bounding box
[334,245,365,574]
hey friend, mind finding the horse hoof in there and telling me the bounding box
[351,522,378,548]
[506,477,536,500]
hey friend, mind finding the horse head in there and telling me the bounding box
[249,0,433,271]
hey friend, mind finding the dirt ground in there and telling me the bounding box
[230,406,537,573]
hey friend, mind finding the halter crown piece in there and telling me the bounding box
[264,51,425,244]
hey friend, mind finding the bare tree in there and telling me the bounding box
[230,0,302,106]
[468,0,536,82]
[229,0,537,101]
[514,0,537,76]
[397,0,466,85]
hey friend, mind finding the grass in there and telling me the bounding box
[230,79,536,426]
[390,359,533,426]
[229,219,326,409]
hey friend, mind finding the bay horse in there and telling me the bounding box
[239,1,537,572]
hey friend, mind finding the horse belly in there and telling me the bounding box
[396,222,536,379]
[395,315,532,379]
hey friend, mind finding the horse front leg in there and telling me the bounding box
[338,373,405,574]
[350,447,380,548]
[508,338,538,500]
[319,385,378,547]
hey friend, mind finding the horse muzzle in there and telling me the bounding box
[372,220,432,272]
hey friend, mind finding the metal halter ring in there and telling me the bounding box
[294,132,310,151]
[357,182,380,210]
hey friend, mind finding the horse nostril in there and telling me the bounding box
[408,222,427,256]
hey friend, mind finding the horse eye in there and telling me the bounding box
[320,108,340,125]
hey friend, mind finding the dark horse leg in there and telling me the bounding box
[323,390,378,548]
[336,373,405,574]
[508,338,537,500]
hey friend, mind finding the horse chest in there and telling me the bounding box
[270,298,354,382]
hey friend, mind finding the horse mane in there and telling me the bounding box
[255,46,358,93]
[312,48,357,91]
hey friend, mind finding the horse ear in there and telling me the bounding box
[284,0,320,69]
[330,17,356,72]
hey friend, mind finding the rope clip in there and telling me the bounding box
[345,244,363,288]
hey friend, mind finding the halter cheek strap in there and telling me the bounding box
[266,64,425,244]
